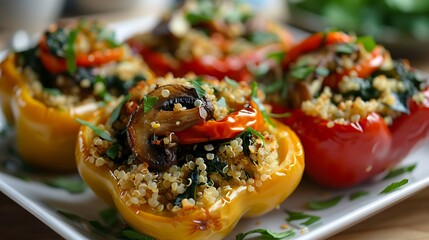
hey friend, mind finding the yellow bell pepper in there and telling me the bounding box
[0,54,98,171]
[76,105,304,239]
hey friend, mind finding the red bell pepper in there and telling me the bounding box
[275,32,429,188]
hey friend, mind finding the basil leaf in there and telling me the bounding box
[76,118,113,142]
[225,76,239,88]
[121,229,155,240]
[191,79,206,99]
[66,29,78,74]
[143,95,158,113]
[349,191,369,200]
[380,179,409,194]
[285,210,321,226]
[108,94,130,125]
[307,196,342,210]
[357,36,376,52]
[45,177,86,194]
[383,164,417,180]
[236,228,295,240]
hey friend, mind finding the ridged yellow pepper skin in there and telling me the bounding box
[76,110,304,240]
[0,54,98,171]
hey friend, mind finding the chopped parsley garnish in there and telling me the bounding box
[251,82,274,126]
[45,177,86,194]
[383,163,417,180]
[380,179,409,194]
[191,79,206,99]
[224,76,239,88]
[307,196,342,210]
[357,36,376,52]
[236,228,295,240]
[285,210,321,226]
[349,191,369,200]
[66,29,78,74]
[108,94,131,125]
[76,118,113,142]
[143,95,158,113]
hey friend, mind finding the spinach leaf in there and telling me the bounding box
[174,168,199,206]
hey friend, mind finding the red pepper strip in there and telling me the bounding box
[388,88,429,164]
[282,110,392,188]
[175,101,264,145]
[322,46,385,89]
[283,31,354,68]
[38,36,124,73]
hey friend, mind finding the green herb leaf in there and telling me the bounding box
[267,51,285,64]
[191,79,206,99]
[335,43,356,54]
[43,88,62,96]
[315,66,330,76]
[285,210,321,226]
[225,76,239,88]
[121,229,155,240]
[290,66,315,80]
[246,127,265,146]
[174,168,199,206]
[307,196,342,210]
[106,144,121,160]
[66,29,78,74]
[263,79,283,94]
[108,94,130,125]
[143,95,158,113]
[236,228,295,240]
[357,36,376,52]
[76,118,113,142]
[383,164,417,180]
[99,208,117,227]
[45,177,86,194]
[349,191,369,200]
[380,179,409,194]
[251,82,274,126]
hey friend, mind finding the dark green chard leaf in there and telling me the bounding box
[380,179,409,194]
[349,191,369,200]
[45,177,86,194]
[285,210,321,226]
[109,94,131,125]
[236,228,295,240]
[383,163,417,180]
[143,95,158,113]
[76,118,113,142]
[357,36,376,52]
[307,196,342,210]
[174,168,199,206]
[66,29,78,74]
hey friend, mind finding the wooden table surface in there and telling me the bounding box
[1,6,429,240]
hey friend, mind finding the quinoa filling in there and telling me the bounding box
[84,76,282,214]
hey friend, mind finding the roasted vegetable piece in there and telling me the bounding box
[276,32,429,188]
[0,21,151,171]
[76,76,304,239]
[127,0,293,82]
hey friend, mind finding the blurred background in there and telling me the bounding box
[1,0,429,58]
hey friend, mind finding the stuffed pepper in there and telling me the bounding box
[0,21,152,171]
[76,75,304,240]
[275,31,429,188]
[126,0,293,82]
